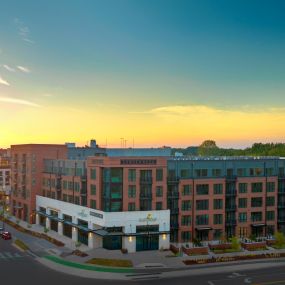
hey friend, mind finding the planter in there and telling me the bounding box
[241,241,267,251]
[209,243,232,250]
[170,244,179,254]
[266,239,276,246]
[182,246,208,255]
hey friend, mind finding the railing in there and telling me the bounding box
[225,219,237,225]
[225,175,237,181]
[170,208,179,214]
[225,205,237,211]
[139,177,153,184]
[167,192,179,198]
[139,193,152,199]
[225,191,237,196]
[167,176,180,184]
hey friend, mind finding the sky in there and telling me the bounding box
[0,0,285,148]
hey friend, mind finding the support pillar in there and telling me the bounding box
[36,214,40,225]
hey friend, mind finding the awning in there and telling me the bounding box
[92,229,109,237]
[195,227,212,231]
[36,211,63,222]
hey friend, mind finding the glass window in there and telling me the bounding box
[128,169,136,182]
[266,196,275,206]
[196,200,209,210]
[181,200,191,211]
[156,202,162,210]
[251,182,263,193]
[238,198,247,208]
[156,186,163,197]
[266,182,275,192]
[214,214,223,225]
[213,199,223,210]
[212,169,222,177]
[239,183,248,193]
[214,184,223,194]
[181,215,191,226]
[195,169,208,177]
[90,184,96,195]
[196,214,209,225]
[266,211,275,221]
[128,202,136,211]
[238,212,247,223]
[181,231,191,242]
[90,199,96,209]
[251,212,262,222]
[251,197,263,207]
[90,168,96,180]
[196,184,209,195]
[128,185,136,198]
[182,185,192,196]
[156,168,163,181]
[237,168,246,176]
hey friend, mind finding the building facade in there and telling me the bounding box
[9,145,285,250]
[10,144,67,223]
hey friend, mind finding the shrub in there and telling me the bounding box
[274,231,285,249]
[121,248,128,254]
[231,236,241,251]
[86,258,133,268]
[44,227,49,233]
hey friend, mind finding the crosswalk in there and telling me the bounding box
[0,252,26,260]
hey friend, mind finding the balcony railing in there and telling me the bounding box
[167,192,179,198]
[225,191,237,196]
[167,176,180,184]
[225,219,237,225]
[226,205,237,211]
[170,207,179,214]
[225,175,237,181]
[139,177,153,184]
[139,193,152,199]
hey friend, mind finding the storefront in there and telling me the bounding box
[36,195,170,252]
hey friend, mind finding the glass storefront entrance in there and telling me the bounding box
[77,219,88,245]
[136,225,159,251]
[63,214,72,238]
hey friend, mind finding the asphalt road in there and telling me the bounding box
[1,238,285,285]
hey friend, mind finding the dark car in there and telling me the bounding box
[1,231,12,240]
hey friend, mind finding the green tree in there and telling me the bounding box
[230,236,241,251]
[274,231,285,249]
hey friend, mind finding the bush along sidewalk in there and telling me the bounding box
[0,216,64,247]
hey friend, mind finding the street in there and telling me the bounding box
[1,237,285,285]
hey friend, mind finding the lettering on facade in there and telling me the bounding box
[78,210,88,218]
[120,159,157,165]
[90,211,103,219]
[139,213,157,222]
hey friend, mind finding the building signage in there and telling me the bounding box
[139,213,157,222]
[120,159,157,165]
[78,210,88,218]
[90,211,103,219]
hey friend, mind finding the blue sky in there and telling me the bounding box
[0,0,285,147]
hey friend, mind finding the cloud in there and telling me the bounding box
[0,76,10,86]
[14,18,34,44]
[17,66,31,73]
[0,96,40,107]
[42,93,53,97]
[3,65,15,72]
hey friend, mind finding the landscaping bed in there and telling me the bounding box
[86,258,133,268]
[72,249,88,257]
[241,241,267,251]
[184,252,285,265]
[182,246,208,256]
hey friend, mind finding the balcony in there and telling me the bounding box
[226,205,237,211]
[139,177,153,184]
[225,191,237,197]
[81,175,87,182]
[278,218,285,223]
[170,222,179,229]
[278,204,285,209]
[225,175,237,181]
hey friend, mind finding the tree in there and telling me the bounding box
[230,236,241,251]
[274,231,285,249]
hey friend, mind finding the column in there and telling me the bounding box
[58,213,63,235]
[159,223,170,250]
[36,213,40,225]
[46,208,51,229]
[72,217,78,242]
[123,224,136,253]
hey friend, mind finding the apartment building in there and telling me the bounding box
[10,144,67,223]
[0,156,11,201]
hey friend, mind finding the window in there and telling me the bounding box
[239,212,247,223]
[196,214,209,225]
[128,202,136,211]
[213,199,223,210]
[156,168,163,181]
[156,202,162,210]
[181,200,191,211]
[266,196,275,207]
[239,183,248,193]
[266,182,275,192]
[251,197,263,207]
[74,196,80,205]
[182,185,191,196]
[266,211,275,221]
[279,167,285,176]
[238,198,247,208]
[68,181,73,190]
[195,169,208,177]
[156,186,163,197]
[214,214,223,225]
[62,194,67,202]
[196,184,209,195]
[251,212,262,222]
[181,231,191,242]
[180,169,190,178]
[90,184,96,195]
[181,215,191,226]
[250,168,263,176]
[90,168,96,180]
[74,182,80,192]
[266,168,274,176]
[128,169,136,182]
[214,229,222,240]
[251,182,263,193]
[63,180,67,190]
[128,185,136,198]
[214,184,223,194]
[196,200,209,210]
[237,168,246,176]
[212,169,222,177]
[90,199,96,209]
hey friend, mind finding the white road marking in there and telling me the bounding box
[208,281,215,285]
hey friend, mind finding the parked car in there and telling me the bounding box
[1,231,12,240]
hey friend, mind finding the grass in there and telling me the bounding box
[86,258,133,268]
[14,239,30,251]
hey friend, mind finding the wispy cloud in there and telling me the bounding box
[3,65,15,72]
[14,18,34,44]
[0,96,40,107]
[0,76,10,86]
[17,66,31,73]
